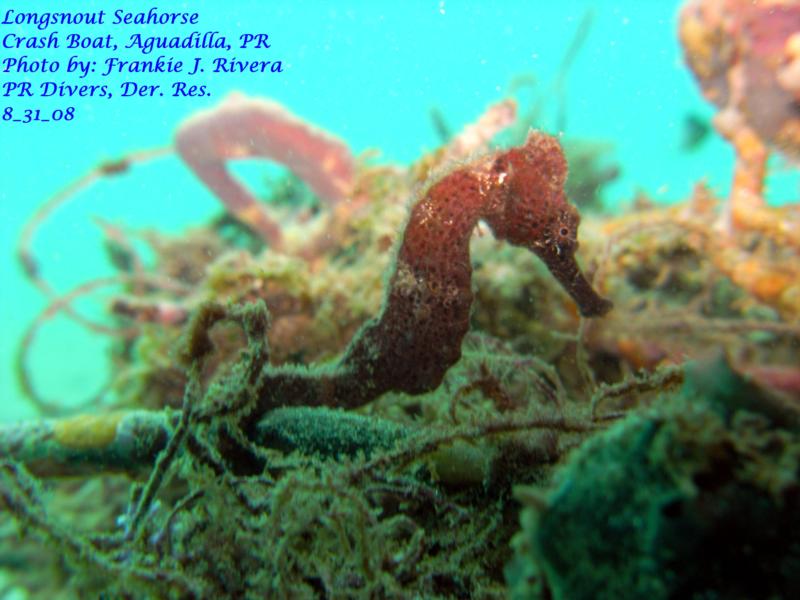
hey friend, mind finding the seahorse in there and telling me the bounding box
[250,132,612,416]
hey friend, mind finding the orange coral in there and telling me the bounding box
[679,0,800,242]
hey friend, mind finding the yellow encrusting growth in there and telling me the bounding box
[53,413,124,450]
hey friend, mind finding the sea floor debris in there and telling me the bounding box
[2,84,799,598]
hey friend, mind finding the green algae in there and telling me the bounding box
[509,356,800,600]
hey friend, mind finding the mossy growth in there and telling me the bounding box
[508,356,800,600]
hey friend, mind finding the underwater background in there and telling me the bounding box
[3,0,797,421]
[1,1,800,598]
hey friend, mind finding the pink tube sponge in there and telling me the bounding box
[175,93,355,248]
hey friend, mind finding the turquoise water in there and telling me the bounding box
[0,0,793,420]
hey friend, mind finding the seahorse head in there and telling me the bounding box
[483,132,612,317]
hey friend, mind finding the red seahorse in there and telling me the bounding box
[251,132,612,416]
